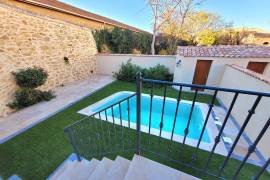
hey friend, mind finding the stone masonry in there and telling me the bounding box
[0,3,97,117]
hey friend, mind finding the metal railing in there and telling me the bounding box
[64,72,270,179]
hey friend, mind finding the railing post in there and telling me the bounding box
[64,128,81,161]
[136,72,142,155]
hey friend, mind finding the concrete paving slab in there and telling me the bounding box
[0,75,114,144]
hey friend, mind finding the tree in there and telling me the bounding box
[197,29,216,45]
[161,10,227,48]
[184,11,227,44]
[148,0,201,54]
[215,28,251,45]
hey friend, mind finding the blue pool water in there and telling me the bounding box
[92,92,210,143]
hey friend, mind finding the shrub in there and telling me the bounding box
[113,59,142,82]
[8,88,41,109]
[93,27,152,54]
[100,44,112,53]
[113,60,173,82]
[8,67,55,110]
[158,49,168,55]
[143,64,173,81]
[39,90,55,101]
[93,29,112,52]
[7,89,55,109]
[111,28,133,54]
[12,67,48,88]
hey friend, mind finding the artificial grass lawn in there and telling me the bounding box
[0,81,268,179]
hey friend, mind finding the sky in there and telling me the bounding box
[60,0,270,33]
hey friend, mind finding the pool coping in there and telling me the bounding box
[78,91,228,156]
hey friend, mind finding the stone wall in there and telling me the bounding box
[0,3,97,117]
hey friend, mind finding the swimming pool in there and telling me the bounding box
[78,91,210,143]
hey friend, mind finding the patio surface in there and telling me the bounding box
[0,74,114,144]
[212,106,265,167]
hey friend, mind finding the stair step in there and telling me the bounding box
[49,160,73,180]
[123,155,200,180]
[70,158,100,180]
[55,161,79,180]
[104,156,131,180]
[88,157,113,180]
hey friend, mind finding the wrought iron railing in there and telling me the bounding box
[64,73,270,179]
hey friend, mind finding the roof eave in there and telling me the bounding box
[15,0,150,33]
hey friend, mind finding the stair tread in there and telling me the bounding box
[70,158,100,180]
[88,157,113,180]
[55,161,79,180]
[50,161,73,180]
[104,156,131,180]
[123,155,200,180]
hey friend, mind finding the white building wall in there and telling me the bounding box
[218,66,270,158]
[173,56,270,92]
[263,63,270,77]
[97,54,176,75]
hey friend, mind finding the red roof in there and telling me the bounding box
[16,0,149,33]
[177,45,270,58]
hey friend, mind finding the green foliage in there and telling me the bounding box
[8,67,55,109]
[7,88,54,109]
[111,28,133,53]
[7,88,40,109]
[132,32,152,54]
[113,59,173,82]
[93,27,152,54]
[93,28,112,53]
[113,59,142,82]
[12,67,48,88]
[155,35,189,55]
[2,81,265,180]
[143,64,173,81]
[39,90,55,101]
[197,30,217,45]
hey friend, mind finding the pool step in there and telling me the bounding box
[48,154,200,180]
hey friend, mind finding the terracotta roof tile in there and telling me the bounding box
[16,0,149,33]
[177,45,270,58]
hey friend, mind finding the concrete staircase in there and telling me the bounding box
[49,154,200,180]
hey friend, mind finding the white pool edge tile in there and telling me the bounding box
[77,91,228,156]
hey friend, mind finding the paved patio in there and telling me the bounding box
[212,106,265,167]
[0,74,114,144]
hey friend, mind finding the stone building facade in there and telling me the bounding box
[1,0,147,33]
[0,3,98,117]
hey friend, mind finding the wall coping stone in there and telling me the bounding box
[97,53,176,58]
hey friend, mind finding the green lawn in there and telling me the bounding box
[0,81,268,179]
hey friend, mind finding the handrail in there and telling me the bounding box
[91,93,136,117]
[64,73,270,179]
[142,78,270,97]
[64,93,136,131]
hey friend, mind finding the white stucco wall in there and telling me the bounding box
[218,66,270,158]
[173,56,270,92]
[263,63,270,77]
[97,54,176,75]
